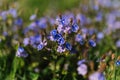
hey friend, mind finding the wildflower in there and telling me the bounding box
[65,42,72,50]
[30,14,36,21]
[53,33,62,41]
[77,64,87,76]
[89,40,96,47]
[81,28,88,34]
[58,37,65,45]
[49,18,55,26]
[3,31,8,36]
[42,38,47,46]
[57,24,64,33]
[37,39,47,51]
[16,47,28,58]
[63,26,71,34]
[88,28,97,36]
[77,59,86,66]
[71,24,79,32]
[57,45,66,53]
[116,40,120,48]
[89,72,105,80]
[48,35,55,41]
[8,8,17,18]
[23,38,29,46]
[97,32,104,40]
[116,60,120,66]
[95,12,103,22]
[50,29,57,36]
[60,18,65,25]
[92,5,99,11]
[23,28,29,34]
[75,34,84,45]
[14,18,23,26]
[37,43,44,51]
[37,17,47,29]
[0,11,7,20]
[56,15,66,25]
[34,34,42,43]
[29,34,42,46]
[97,0,112,7]
[76,14,86,26]
[28,22,37,30]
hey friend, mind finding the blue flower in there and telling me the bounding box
[30,14,36,20]
[8,8,17,18]
[57,45,66,53]
[77,59,86,66]
[71,24,79,32]
[65,42,72,50]
[79,40,84,45]
[34,34,42,43]
[60,18,65,25]
[53,33,62,41]
[3,31,8,36]
[37,18,47,29]
[76,14,86,26]
[116,60,120,66]
[97,32,104,40]
[23,38,29,46]
[92,5,99,11]
[116,40,120,48]
[95,12,102,22]
[0,11,7,20]
[75,34,84,45]
[89,72,105,80]
[58,37,65,45]
[14,18,23,26]
[88,40,96,47]
[16,47,28,58]
[29,34,42,46]
[50,29,57,36]
[56,15,66,25]
[23,28,29,34]
[37,43,44,51]
[88,28,96,36]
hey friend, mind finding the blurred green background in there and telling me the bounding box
[0,0,81,19]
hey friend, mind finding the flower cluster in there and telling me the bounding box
[0,0,120,80]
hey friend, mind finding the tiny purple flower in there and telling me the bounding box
[14,18,23,26]
[57,45,66,53]
[8,8,17,18]
[50,29,57,36]
[75,34,84,45]
[71,24,79,32]
[89,40,96,47]
[116,40,120,48]
[37,18,47,29]
[65,42,72,50]
[23,38,29,46]
[116,60,120,66]
[58,37,65,45]
[77,59,86,66]
[77,64,88,76]
[97,32,104,40]
[37,43,44,51]
[89,72,105,80]
[30,14,36,21]
[53,33,62,41]
[16,47,28,58]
